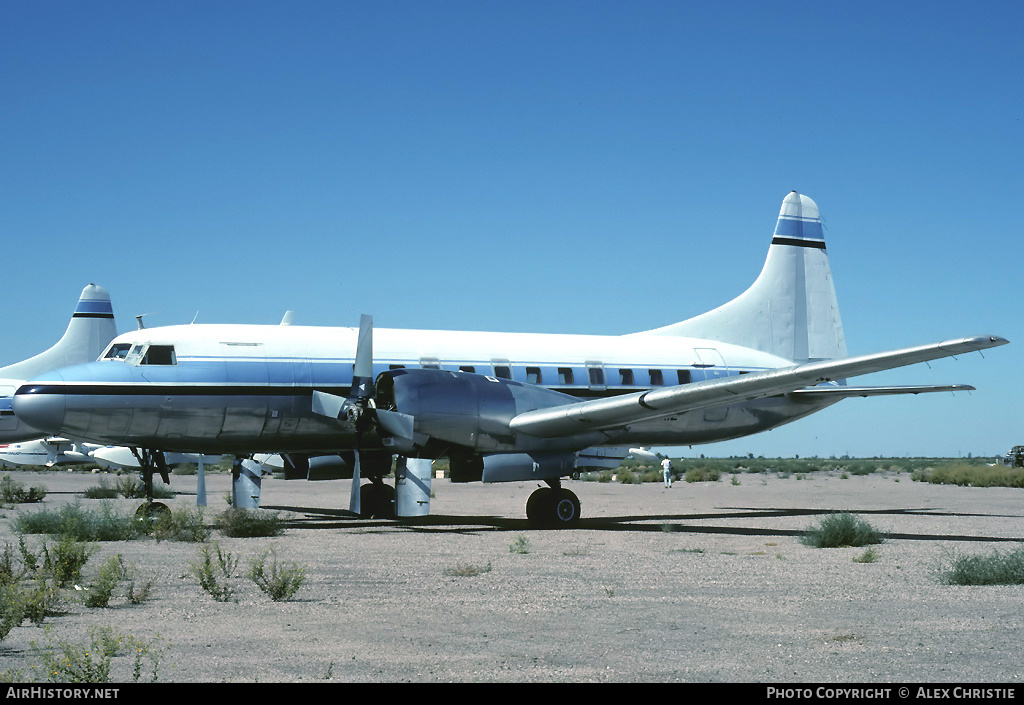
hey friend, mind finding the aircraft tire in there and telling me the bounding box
[551,488,581,528]
[359,482,396,519]
[526,487,581,529]
[526,487,553,526]
[135,501,170,521]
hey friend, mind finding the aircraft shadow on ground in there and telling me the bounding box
[261,504,1024,543]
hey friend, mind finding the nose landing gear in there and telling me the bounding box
[131,447,172,520]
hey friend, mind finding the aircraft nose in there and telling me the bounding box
[12,381,67,436]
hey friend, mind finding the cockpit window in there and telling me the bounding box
[103,343,132,360]
[141,345,176,365]
[114,343,177,366]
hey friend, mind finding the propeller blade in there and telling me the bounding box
[351,314,373,400]
[311,390,346,419]
[376,408,415,440]
[349,449,362,515]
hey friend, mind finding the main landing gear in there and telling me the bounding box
[525,479,581,529]
[130,448,172,520]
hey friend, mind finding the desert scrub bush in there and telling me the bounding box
[78,554,151,608]
[940,546,1024,585]
[509,535,531,554]
[151,506,211,543]
[615,469,640,484]
[24,625,167,683]
[14,502,146,542]
[1,474,47,504]
[0,583,24,641]
[912,465,1024,488]
[39,535,97,587]
[216,507,283,538]
[853,547,879,563]
[800,513,884,548]
[189,542,238,602]
[82,478,120,499]
[443,562,492,577]
[108,475,175,500]
[684,466,721,483]
[248,546,306,601]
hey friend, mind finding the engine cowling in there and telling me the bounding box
[375,368,599,453]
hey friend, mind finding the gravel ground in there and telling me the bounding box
[0,468,1022,684]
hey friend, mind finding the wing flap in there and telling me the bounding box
[788,384,975,401]
[508,335,1007,438]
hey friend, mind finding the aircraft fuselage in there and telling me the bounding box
[14,323,832,455]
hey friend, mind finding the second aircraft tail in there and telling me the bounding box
[0,284,117,380]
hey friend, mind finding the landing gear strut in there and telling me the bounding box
[130,447,171,520]
[526,479,581,528]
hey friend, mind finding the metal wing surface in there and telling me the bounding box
[508,335,1008,439]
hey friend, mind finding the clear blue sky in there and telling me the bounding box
[1,1,1020,458]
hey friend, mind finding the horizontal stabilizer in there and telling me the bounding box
[789,384,975,400]
[509,335,1008,438]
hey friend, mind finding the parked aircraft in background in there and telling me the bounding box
[0,437,99,467]
[0,284,117,444]
[0,437,219,471]
[12,193,1008,526]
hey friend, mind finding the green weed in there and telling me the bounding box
[0,474,47,504]
[509,535,531,554]
[151,506,211,543]
[248,546,306,601]
[15,502,146,542]
[216,508,283,538]
[39,535,97,587]
[24,625,167,683]
[189,542,238,602]
[800,513,884,548]
[940,546,1024,585]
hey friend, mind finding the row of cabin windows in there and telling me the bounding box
[388,363,698,387]
[102,343,728,386]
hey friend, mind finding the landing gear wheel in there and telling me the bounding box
[526,487,581,528]
[551,488,581,527]
[135,501,170,521]
[359,482,396,519]
[526,487,554,526]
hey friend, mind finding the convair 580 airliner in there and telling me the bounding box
[12,193,1007,526]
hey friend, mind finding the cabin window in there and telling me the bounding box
[557,367,574,385]
[649,369,664,385]
[494,365,511,379]
[141,345,176,365]
[619,369,634,385]
[526,367,542,384]
[677,370,692,384]
[103,343,132,360]
[459,366,475,373]
[588,367,605,385]
[389,364,406,370]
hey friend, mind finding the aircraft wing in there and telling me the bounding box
[508,335,1008,438]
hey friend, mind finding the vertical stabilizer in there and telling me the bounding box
[638,192,847,363]
[0,284,117,379]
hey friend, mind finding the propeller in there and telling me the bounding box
[311,314,414,516]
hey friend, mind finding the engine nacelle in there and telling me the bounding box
[481,452,578,483]
[376,368,598,453]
